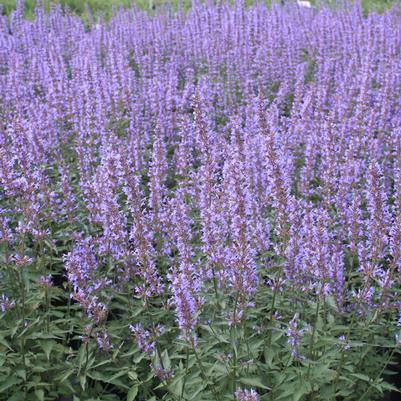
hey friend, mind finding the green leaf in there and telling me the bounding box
[8,392,25,401]
[0,337,12,351]
[337,387,354,397]
[213,363,228,375]
[325,296,339,313]
[57,369,74,383]
[168,375,184,396]
[189,382,208,400]
[35,389,45,401]
[16,369,26,381]
[31,365,51,373]
[249,338,265,349]
[128,370,138,381]
[239,376,270,389]
[272,331,284,342]
[380,381,400,392]
[351,373,371,382]
[133,353,145,364]
[264,348,275,369]
[0,376,22,392]
[41,340,56,360]
[79,374,87,390]
[293,381,312,401]
[162,349,171,369]
[127,385,138,401]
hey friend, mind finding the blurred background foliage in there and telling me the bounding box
[0,0,399,19]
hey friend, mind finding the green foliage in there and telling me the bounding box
[0,0,162,19]
[0,0,398,18]
[1,229,401,400]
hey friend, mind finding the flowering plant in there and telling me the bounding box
[0,0,401,400]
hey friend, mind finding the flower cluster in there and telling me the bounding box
[235,388,259,401]
[0,295,16,313]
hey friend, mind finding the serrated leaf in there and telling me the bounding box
[293,381,312,401]
[0,337,12,351]
[127,385,138,401]
[56,368,74,383]
[128,370,138,381]
[351,373,371,382]
[0,376,22,392]
[16,369,26,381]
[380,381,400,392]
[168,375,184,396]
[264,348,275,369]
[162,349,171,369]
[41,340,56,360]
[8,392,25,401]
[239,376,270,389]
[133,353,145,364]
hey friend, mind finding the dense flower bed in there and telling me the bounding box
[0,1,401,400]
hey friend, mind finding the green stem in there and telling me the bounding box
[331,312,356,400]
[181,347,190,400]
[45,288,50,332]
[357,348,396,401]
[19,271,27,395]
[64,282,73,347]
[83,326,94,375]
[270,346,293,401]
[267,284,279,348]
[145,301,181,400]
[18,235,28,396]
[231,293,240,398]
[191,342,222,401]
[307,295,321,380]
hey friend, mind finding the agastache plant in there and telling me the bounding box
[0,1,400,400]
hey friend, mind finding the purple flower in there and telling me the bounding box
[129,324,155,354]
[96,330,112,352]
[39,275,53,289]
[286,314,303,359]
[235,388,259,401]
[1,0,401,376]
[150,362,173,381]
[0,295,16,313]
[168,269,201,341]
[338,335,350,352]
